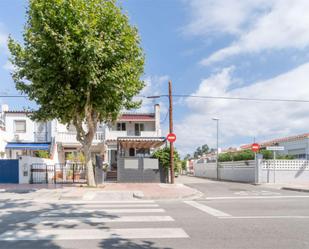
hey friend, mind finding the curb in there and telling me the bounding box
[281,187,309,193]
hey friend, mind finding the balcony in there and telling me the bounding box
[105,130,159,140]
[56,132,105,144]
[34,132,48,142]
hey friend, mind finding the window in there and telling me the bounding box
[117,122,126,131]
[135,123,144,136]
[129,148,135,157]
[14,120,26,133]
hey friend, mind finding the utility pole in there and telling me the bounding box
[169,81,175,184]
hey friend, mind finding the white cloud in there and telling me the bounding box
[184,0,271,36]
[184,0,309,65]
[175,63,309,155]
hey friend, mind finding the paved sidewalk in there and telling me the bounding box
[0,181,201,201]
[98,182,201,200]
[263,183,309,193]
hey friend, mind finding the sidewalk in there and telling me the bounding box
[0,181,202,201]
[263,183,309,193]
[98,182,202,200]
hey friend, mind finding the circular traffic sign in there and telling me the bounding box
[167,133,176,143]
[251,143,260,152]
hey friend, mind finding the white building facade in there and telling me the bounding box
[1,104,164,176]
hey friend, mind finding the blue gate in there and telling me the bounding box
[0,160,19,183]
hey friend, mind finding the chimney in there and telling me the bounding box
[1,104,8,113]
[154,104,161,136]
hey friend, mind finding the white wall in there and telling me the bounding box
[18,156,55,184]
[193,160,256,183]
[4,113,52,142]
[0,129,7,158]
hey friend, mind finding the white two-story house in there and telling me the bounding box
[3,106,52,159]
[1,104,165,182]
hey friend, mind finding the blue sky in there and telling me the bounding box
[1,0,309,155]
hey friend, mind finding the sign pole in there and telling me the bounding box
[168,80,175,184]
[274,151,276,183]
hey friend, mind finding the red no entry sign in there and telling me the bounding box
[251,143,260,152]
[167,133,176,143]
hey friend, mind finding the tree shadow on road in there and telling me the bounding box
[99,238,173,249]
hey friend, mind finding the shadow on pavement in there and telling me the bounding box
[100,238,172,249]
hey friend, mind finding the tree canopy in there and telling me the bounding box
[193,144,210,158]
[8,0,145,185]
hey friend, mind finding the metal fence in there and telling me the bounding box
[30,163,87,184]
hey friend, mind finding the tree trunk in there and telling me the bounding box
[83,145,96,187]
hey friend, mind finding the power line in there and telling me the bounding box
[146,94,309,103]
[3,94,309,103]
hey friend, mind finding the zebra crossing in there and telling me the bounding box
[0,200,189,241]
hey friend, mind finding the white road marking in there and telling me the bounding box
[205,195,309,200]
[0,228,189,240]
[67,204,159,208]
[67,200,155,204]
[26,215,174,224]
[184,201,231,217]
[219,216,309,219]
[40,208,165,216]
[32,200,157,204]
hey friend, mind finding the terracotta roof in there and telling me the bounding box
[118,113,155,121]
[241,133,309,149]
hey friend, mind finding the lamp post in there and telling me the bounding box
[212,118,219,180]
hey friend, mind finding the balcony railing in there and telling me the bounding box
[105,130,159,140]
[56,132,105,144]
[34,132,48,142]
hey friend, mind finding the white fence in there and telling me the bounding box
[261,160,309,184]
[193,159,309,184]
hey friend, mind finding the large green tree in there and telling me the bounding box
[8,0,145,186]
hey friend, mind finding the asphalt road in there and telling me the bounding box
[0,177,309,249]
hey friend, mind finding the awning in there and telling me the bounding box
[5,143,51,150]
[117,137,166,149]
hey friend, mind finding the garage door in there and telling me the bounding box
[0,160,19,183]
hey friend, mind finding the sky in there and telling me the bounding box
[1,0,309,156]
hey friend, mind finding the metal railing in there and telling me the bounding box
[34,132,48,142]
[56,132,105,143]
[30,163,87,184]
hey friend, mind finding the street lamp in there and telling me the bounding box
[212,118,219,180]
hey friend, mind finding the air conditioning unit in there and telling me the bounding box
[14,134,20,141]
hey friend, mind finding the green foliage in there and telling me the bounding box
[34,150,50,158]
[218,149,296,161]
[152,147,180,171]
[66,152,85,163]
[219,150,255,162]
[183,153,191,161]
[8,0,145,124]
[193,144,209,158]
[8,0,145,186]
[276,154,295,160]
[260,149,273,159]
[181,160,187,170]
